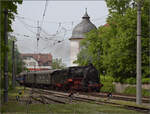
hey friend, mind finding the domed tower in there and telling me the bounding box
[69,9,97,66]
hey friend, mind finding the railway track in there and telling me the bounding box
[87,92,150,103]
[27,85,150,103]
[31,89,94,104]
[28,88,150,113]
[30,87,150,103]
[30,89,68,104]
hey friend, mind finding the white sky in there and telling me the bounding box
[12,1,109,66]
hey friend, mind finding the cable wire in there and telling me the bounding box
[40,0,48,33]
[16,16,37,28]
[18,18,37,34]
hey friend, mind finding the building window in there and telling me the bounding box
[29,62,36,66]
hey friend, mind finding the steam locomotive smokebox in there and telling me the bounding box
[83,64,100,84]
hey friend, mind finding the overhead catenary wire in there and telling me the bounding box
[13,19,70,40]
[39,26,71,42]
[15,14,108,25]
[12,32,65,45]
[15,9,108,57]
[40,0,48,28]
[14,7,108,67]
[39,0,49,37]
[15,13,107,43]
[40,27,58,37]
[16,16,37,28]
[35,0,49,57]
[16,14,108,35]
[17,18,37,34]
[16,17,104,43]
[11,32,36,39]
[15,15,105,48]
[56,22,61,34]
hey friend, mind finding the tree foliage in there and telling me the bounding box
[106,0,132,14]
[76,0,149,82]
[8,37,25,74]
[1,1,23,69]
[51,58,66,69]
[0,1,23,89]
[1,0,23,72]
[0,1,22,36]
[1,36,25,88]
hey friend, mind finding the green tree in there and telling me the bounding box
[76,0,150,82]
[105,0,135,15]
[1,1,23,71]
[0,1,23,89]
[1,37,25,89]
[75,29,104,73]
[7,37,25,74]
[51,58,66,69]
[104,0,149,81]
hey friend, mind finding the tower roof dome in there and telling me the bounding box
[69,9,97,40]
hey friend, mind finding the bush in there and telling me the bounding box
[119,77,150,84]
[142,78,150,84]
[123,86,150,97]
[100,75,114,83]
[124,77,136,84]
[100,82,115,93]
[100,75,115,93]
[123,86,136,95]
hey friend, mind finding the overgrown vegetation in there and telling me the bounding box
[100,75,115,93]
[123,86,150,97]
[142,78,150,84]
[101,82,115,93]
[101,75,150,85]
[100,75,150,94]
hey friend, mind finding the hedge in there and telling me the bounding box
[123,77,150,85]
[101,75,150,85]
[123,86,150,97]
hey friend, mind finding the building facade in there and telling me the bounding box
[69,9,97,66]
[21,53,52,71]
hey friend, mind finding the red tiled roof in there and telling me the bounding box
[104,23,109,27]
[29,68,49,71]
[21,53,52,66]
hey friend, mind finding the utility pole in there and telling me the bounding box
[98,48,100,82]
[3,8,8,103]
[136,0,142,105]
[37,20,40,53]
[12,40,15,88]
[15,51,18,76]
[37,21,40,67]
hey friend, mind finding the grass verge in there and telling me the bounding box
[1,86,148,114]
[1,102,145,114]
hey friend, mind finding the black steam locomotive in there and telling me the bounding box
[17,64,103,92]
